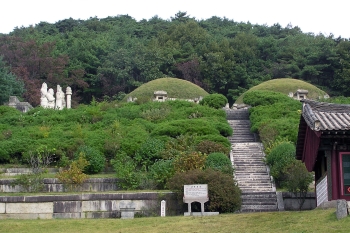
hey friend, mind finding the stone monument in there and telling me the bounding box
[40,83,72,109]
[55,85,65,110]
[66,87,72,109]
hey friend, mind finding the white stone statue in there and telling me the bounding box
[55,85,65,110]
[47,88,55,109]
[40,83,72,109]
[40,82,55,109]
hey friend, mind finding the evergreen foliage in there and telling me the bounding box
[205,153,233,175]
[1,14,349,104]
[199,94,228,109]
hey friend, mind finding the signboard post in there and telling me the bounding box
[183,184,208,215]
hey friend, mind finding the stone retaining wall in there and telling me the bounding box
[282,192,316,210]
[0,178,118,192]
[0,192,181,219]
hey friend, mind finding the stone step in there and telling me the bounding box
[241,191,277,196]
[237,180,272,184]
[240,204,278,212]
[239,188,274,192]
[242,200,277,205]
[236,178,271,182]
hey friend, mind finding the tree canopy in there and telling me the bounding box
[1,13,350,105]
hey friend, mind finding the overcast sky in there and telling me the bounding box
[1,0,349,38]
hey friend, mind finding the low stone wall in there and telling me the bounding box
[0,168,58,176]
[0,192,181,219]
[0,178,118,192]
[282,192,316,210]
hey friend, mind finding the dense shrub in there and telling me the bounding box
[196,140,230,155]
[112,152,139,190]
[149,159,175,189]
[135,137,165,170]
[74,145,105,174]
[151,119,219,138]
[283,160,314,210]
[167,169,241,213]
[196,134,231,149]
[120,124,149,157]
[243,90,294,107]
[161,134,198,159]
[245,90,302,144]
[173,151,207,173]
[200,94,228,109]
[56,155,89,192]
[0,98,229,166]
[265,142,296,185]
[205,153,233,175]
[210,120,233,137]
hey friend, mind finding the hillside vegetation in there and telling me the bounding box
[236,78,327,104]
[1,12,350,106]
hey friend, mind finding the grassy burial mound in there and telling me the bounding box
[124,78,209,101]
[235,78,328,104]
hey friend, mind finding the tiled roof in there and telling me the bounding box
[302,100,350,131]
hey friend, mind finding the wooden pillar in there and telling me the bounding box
[331,147,339,200]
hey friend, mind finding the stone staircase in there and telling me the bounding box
[226,108,278,212]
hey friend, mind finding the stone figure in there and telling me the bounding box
[40,83,72,109]
[40,82,55,109]
[55,85,65,110]
[47,88,55,109]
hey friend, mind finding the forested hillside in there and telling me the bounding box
[1,12,349,106]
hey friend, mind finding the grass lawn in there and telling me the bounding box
[0,209,347,233]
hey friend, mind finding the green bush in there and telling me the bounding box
[151,119,219,138]
[149,159,175,189]
[245,90,302,144]
[161,134,197,159]
[135,137,165,170]
[112,152,140,190]
[74,145,105,174]
[196,134,231,149]
[243,90,294,107]
[283,160,314,210]
[196,140,230,155]
[120,124,149,157]
[167,169,241,213]
[265,142,296,185]
[200,94,228,109]
[205,153,233,175]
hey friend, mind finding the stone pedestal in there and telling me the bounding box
[120,208,135,219]
[119,201,136,219]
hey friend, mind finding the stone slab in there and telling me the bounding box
[0,203,5,214]
[53,201,81,213]
[184,212,219,216]
[53,213,81,219]
[82,200,117,212]
[0,213,52,219]
[6,203,53,214]
[84,211,119,219]
[336,199,348,220]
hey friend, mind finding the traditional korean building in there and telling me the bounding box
[296,99,350,205]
